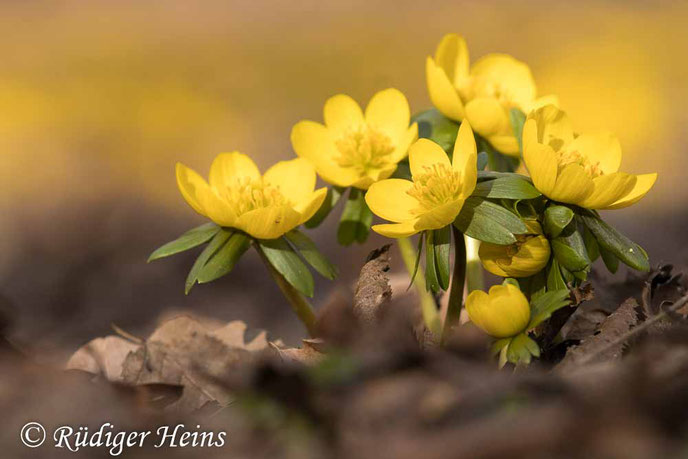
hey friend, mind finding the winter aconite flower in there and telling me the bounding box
[479,221,550,278]
[523,105,657,209]
[290,88,418,190]
[426,33,556,156]
[176,153,327,239]
[466,284,531,338]
[365,121,477,238]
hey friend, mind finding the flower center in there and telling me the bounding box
[558,149,603,178]
[335,125,395,175]
[406,163,462,215]
[219,177,288,216]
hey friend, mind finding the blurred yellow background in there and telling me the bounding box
[1,0,684,218]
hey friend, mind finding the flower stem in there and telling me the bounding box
[465,235,484,293]
[442,226,466,343]
[397,237,442,338]
[256,245,317,337]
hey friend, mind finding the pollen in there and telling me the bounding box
[407,163,462,214]
[558,149,603,178]
[219,177,288,216]
[335,125,395,175]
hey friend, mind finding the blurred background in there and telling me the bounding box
[1,0,685,358]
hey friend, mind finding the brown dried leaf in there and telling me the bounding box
[352,245,392,326]
[270,338,325,365]
[66,336,139,381]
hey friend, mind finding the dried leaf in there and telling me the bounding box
[352,245,392,326]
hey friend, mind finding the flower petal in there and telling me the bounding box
[469,54,536,108]
[296,187,328,224]
[209,152,260,189]
[466,289,490,331]
[176,162,210,216]
[522,131,558,197]
[487,134,520,156]
[409,138,451,179]
[323,94,364,136]
[604,173,657,210]
[434,33,469,87]
[415,199,464,231]
[235,205,301,240]
[365,179,417,223]
[526,105,574,152]
[549,163,594,205]
[565,131,622,175]
[426,57,465,121]
[291,120,360,187]
[579,172,636,209]
[464,97,509,137]
[452,121,477,197]
[371,219,420,238]
[389,123,419,163]
[263,157,316,206]
[365,88,411,145]
[523,94,559,113]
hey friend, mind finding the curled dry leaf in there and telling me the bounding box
[270,338,326,365]
[352,245,392,326]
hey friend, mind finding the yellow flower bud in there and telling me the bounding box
[466,284,531,338]
[478,221,550,278]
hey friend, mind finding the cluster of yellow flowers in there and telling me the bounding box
[162,33,657,364]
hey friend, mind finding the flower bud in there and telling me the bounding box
[466,284,531,338]
[478,221,550,278]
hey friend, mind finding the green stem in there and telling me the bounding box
[256,246,317,337]
[442,226,466,343]
[465,235,484,293]
[397,237,442,338]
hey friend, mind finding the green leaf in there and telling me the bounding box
[551,227,590,272]
[472,176,541,200]
[546,258,567,291]
[148,223,220,262]
[258,237,314,297]
[506,333,540,366]
[509,108,526,153]
[425,231,440,293]
[477,152,488,171]
[337,188,373,246]
[583,225,600,262]
[433,226,451,290]
[477,170,532,183]
[412,108,460,154]
[528,289,571,329]
[543,206,574,238]
[407,234,424,290]
[305,186,344,229]
[197,232,250,284]
[579,211,649,272]
[285,230,338,280]
[600,246,620,274]
[454,197,527,245]
[185,229,233,294]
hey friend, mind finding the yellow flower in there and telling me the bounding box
[176,152,327,240]
[365,121,477,238]
[523,105,657,209]
[290,88,418,190]
[479,221,550,278]
[466,284,531,338]
[426,33,556,156]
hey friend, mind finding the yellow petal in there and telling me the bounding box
[464,97,509,137]
[409,138,451,179]
[371,219,420,238]
[486,284,531,338]
[565,131,622,175]
[176,162,209,217]
[465,289,491,331]
[549,163,594,204]
[469,54,536,108]
[526,105,574,151]
[263,157,316,205]
[523,94,559,113]
[477,243,510,277]
[323,94,364,135]
[365,179,417,223]
[415,199,464,231]
[426,57,465,121]
[291,120,360,187]
[487,134,520,157]
[209,152,260,189]
[235,205,301,240]
[452,121,477,197]
[604,173,657,210]
[522,133,558,197]
[434,33,469,87]
[295,187,328,224]
[389,123,419,163]
[365,88,411,144]
[579,172,636,209]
